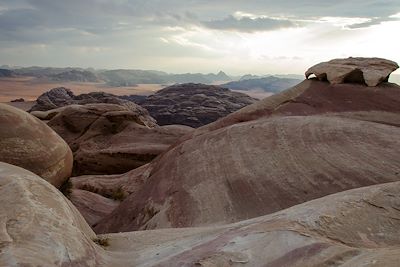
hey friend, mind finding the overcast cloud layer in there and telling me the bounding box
[0,0,399,74]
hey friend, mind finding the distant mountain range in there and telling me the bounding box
[222,76,302,93]
[0,69,15,77]
[5,66,233,85]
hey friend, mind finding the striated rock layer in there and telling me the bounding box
[93,79,400,233]
[3,161,400,266]
[0,103,72,188]
[305,57,399,86]
[48,103,192,175]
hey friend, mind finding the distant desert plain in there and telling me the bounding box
[0,76,164,102]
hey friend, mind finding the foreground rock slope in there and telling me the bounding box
[0,162,99,266]
[93,58,400,233]
[0,103,72,188]
[3,161,400,266]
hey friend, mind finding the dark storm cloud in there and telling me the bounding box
[202,15,297,32]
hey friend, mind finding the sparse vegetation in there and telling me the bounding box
[60,179,73,198]
[93,237,110,247]
[110,187,126,201]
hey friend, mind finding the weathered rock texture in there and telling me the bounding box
[105,181,400,266]
[93,78,400,233]
[0,103,72,188]
[47,103,192,175]
[3,161,400,266]
[140,83,257,127]
[69,189,120,227]
[0,162,100,266]
[305,57,399,86]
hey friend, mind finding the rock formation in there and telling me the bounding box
[30,88,156,126]
[95,114,400,233]
[47,103,192,175]
[93,67,400,233]
[0,103,72,188]
[0,162,100,266]
[140,83,257,127]
[3,161,400,266]
[305,57,399,86]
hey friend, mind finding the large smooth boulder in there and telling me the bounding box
[3,161,400,266]
[0,103,73,188]
[109,181,400,266]
[94,114,400,233]
[47,103,192,175]
[305,57,399,86]
[140,83,257,127]
[0,162,99,266]
[93,78,400,233]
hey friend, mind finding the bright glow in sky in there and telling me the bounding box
[0,0,399,75]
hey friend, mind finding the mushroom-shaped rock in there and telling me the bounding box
[305,57,399,86]
[0,162,100,266]
[0,103,73,188]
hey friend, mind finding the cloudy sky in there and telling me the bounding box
[0,0,399,75]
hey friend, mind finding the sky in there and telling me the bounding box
[0,0,400,75]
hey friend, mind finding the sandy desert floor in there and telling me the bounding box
[0,77,165,102]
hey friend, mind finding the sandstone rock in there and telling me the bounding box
[105,181,400,266]
[30,88,157,127]
[47,103,192,175]
[3,161,400,266]
[30,87,75,111]
[305,57,399,86]
[0,162,100,266]
[0,103,73,188]
[140,83,257,127]
[95,115,400,233]
[94,79,400,233]
[69,189,120,227]
[196,79,400,134]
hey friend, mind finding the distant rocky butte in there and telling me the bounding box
[49,69,100,82]
[306,57,399,86]
[222,75,302,93]
[140,83,257,127]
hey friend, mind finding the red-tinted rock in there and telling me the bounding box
[48,103,192,175]
[94,79,400,233]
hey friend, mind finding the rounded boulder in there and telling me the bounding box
[0,103,73,188]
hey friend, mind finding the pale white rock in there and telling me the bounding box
[305,57,399,86]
